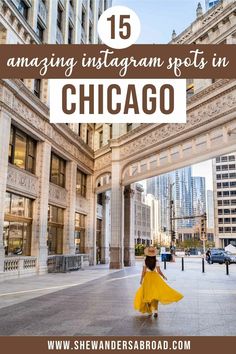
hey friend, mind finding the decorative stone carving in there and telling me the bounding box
[0,81,94,170]
[119,84,236,159]
[94,153,112,171]
[7,164,38,197]
[49,183,67,207]
[76,195,89,213]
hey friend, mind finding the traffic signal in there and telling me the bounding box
[200,213,207,241]
[171,230,176,241]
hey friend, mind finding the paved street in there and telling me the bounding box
[0,258,236,336]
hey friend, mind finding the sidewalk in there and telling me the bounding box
[0,264,120,310]
[0,258,236,335]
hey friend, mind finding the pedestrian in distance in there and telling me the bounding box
[206,249,211,264]
[134,246,183,318]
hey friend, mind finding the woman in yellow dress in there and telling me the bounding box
[134,246,183,318]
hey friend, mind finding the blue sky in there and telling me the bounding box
[112,0,206,43]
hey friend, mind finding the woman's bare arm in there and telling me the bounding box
[156,266,167,280]
[140,265,146,284]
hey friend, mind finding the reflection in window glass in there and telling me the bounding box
[48,205,64,255]
[75,213,86,254]
[9,126,36,173]
[4,192,32,256]
[76,170,87,197]
[14,132,27,169]
[50,153,66,188]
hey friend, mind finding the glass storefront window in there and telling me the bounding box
[75,213,86,254]
[4,192,33,256]
[8,126,36,174]
[48,205,64,255]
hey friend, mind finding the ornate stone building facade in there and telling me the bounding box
[0,0,236,280]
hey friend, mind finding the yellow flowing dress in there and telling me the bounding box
[134,266,183,314]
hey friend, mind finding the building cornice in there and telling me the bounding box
[170,1,236,44]
[1,0,41,44]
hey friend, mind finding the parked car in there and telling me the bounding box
[225,251,236,264]
[209,250,236,264]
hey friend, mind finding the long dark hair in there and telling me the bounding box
[145,256,156,271]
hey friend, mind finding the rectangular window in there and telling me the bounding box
[8,126,36,174]
[76,169,87,197]
[89,24,93,43]
[225,227,231,233]
[36,21,44,41]
[229,156,235,161]
[34,79,41,98]
[48,205,64,255]
[222,165,228,171]
[75,212,86,254]
[50,153,66,188]
[224,218,230,223]
[82,10,86,29]
[68,25,73,44]
[4,192,32,256]
[18,0,29,20]
[57,5,63,29]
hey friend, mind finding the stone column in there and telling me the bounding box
[86,175,96,265]
[0,110,11,273]
[124,185,136,266]
[32,141,51,274]
[110,146,124,269]
[63,161,77,254]
[101,192,110,264]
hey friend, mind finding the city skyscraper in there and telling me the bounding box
[213,154,236,248]
[191,176,206,217]
[146,167,194,232]
[174,167,194,228]
[207,190,214,229]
